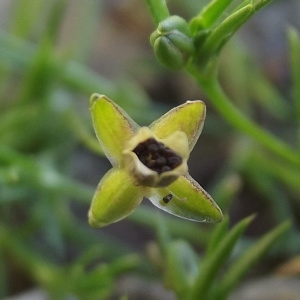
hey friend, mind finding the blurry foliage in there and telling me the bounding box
[0,0,299,299]
[152,216,290,300]
[0,0,153,298]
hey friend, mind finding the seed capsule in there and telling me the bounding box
[133,138,182,174]
[122,127,189,188]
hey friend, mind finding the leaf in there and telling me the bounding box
[187,215,254,300]
[190,0,235,32]
[214,221,291,300]
[206,216,229,257]
[288,27,300,127]
[164,240,199,297]
[201,4,252,58]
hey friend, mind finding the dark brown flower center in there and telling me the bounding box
[133,138,182,174]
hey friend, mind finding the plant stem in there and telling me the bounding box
[186,64,300,167]
[145,0,170,26]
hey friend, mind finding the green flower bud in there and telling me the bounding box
[150,16,194,70]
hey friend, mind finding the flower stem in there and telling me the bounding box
[145,0,170,26]
[186,64,300,167]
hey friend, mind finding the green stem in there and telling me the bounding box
[186,64,300,167]
[145,0,170,26]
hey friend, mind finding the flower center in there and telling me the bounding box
[133,138,182,174]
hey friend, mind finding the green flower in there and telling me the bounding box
[88,94,222,227]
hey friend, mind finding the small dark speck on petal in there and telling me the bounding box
[163,194,173,204]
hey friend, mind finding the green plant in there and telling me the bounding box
[152,216,290,300]
[0,0,298,299]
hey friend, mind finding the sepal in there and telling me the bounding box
[149,174,223,223]
[88,169,146,227]
[150,100,206,151]
[90,94,139,166]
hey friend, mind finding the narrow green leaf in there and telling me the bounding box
[200,4,252,60]
[154,212,171,254]
[206,216,229,257]
[288,27,300,127]
[211,173,242,211]
[15,39,57,104]
[244,151,300,196]
[215,221,291,300]
[237,0,274,33]
[249,66,291,120]
[241,152,293,222]
[9,0,45,38]
[187,215,254,300]
[252,0,274,12]
[190,0,235,32]
[164,240,199,298]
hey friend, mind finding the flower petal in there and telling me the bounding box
[90,94,139,166]
[88,168,147,228]
[149,100,206,151]
[148,174,222,223]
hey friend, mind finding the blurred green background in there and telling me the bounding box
[0,0,300,299]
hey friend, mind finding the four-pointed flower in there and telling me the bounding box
[88,94,222,227]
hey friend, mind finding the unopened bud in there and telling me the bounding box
[150,16,194,70]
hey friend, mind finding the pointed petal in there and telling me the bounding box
[149,101,206,151]
[90,94,139,166]
[148,174,222,223]
[88,168,146,228]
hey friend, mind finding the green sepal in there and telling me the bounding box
[155,15,191,37]
[90,94,139,166]
[88,169,147,228]
[149,174,222,223]
[151,35,190,70]
[150,100,206,151]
